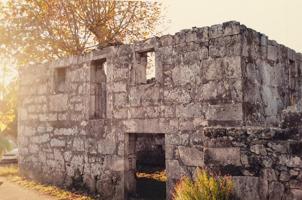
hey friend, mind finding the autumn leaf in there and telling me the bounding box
[0,0,164,66]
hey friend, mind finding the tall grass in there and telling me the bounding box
[173,168,234,200]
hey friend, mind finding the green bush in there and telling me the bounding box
[173,168,234,200]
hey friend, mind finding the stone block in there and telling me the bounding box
[49,94,68,112]
[164,88,192,104]
[113,68,129,81]
[233,176,261,200]
[261,168,277,181]
[178,146,204,167]
[144,106,160,118]
[129,87,141,106]
[47,113,57,121]
[196,79,242,103]
[70,154,84,168]
[113,108,128,119]
[209,35,241,58]
[112,81,127,93]
[268,142,288,154]
[199,46,209,60]
[73,138,85,152]
[105,156,124,171]
[123,119,166,134]
[23,126,35,136]
[204,147,241,166]
[98,139,116,155]
[250,144,267,156]
[165,145,175,160]
[209,24,224,39]
[171,64,200,85]
[209,45,226,60]
[174,30,187,44]
[159,118,179,133]
[69,67,89,82]
[268,45,278,61]
[160,105,175,118]
[223,21,241,36]
[29,144,39,153]
[268,181,284,200]
[38,134,50,143]
[114,92,128,107]
[53,149,64,164]
[78,83,90,95]
[166,160,187,179]
[141,85,161,106]
[279,171,290,181]
[290,189,302,200]
[185,30,198,43]
[128,107,145,119]
[58,113,68,121]
[206,103,243,122]
[279,155,302,168]
[176,103,203,118]
[54,128,78,136]
[159,34,174,46]
[166,133,189,146]
[223,56,242,78]
[50,138,66,147]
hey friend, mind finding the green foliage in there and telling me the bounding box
[173,168,234,200]
[0,135,12,157]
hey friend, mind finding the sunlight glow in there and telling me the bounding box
[0,60,17,86]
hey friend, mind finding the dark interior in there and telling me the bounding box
[133,134,166,200]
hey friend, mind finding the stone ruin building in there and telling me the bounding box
[18,21,302,200]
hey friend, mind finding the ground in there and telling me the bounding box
[0,177,54,200]
[0,165,93,200]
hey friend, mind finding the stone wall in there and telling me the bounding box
[18,21,302,200]
[241,27,302,126]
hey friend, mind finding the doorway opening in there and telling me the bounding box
[126,133,166,200]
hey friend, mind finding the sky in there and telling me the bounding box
[162,0,302,52]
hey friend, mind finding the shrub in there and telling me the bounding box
[173,168,234,200]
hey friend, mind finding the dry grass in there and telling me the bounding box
[136,170,167,182]
[0,165,19,177]
[173,168,234,200]
[0,165,93,200]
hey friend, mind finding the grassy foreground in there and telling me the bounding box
[0,165,93,200]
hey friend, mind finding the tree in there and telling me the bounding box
[0,80,18,139]
[0,63,17,156]
[0,0,163,65]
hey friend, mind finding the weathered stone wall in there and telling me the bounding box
[18,21,302,200]
[183,126,302,200]
[241,27,302,126]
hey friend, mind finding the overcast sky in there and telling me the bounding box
[162,0,302,52]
